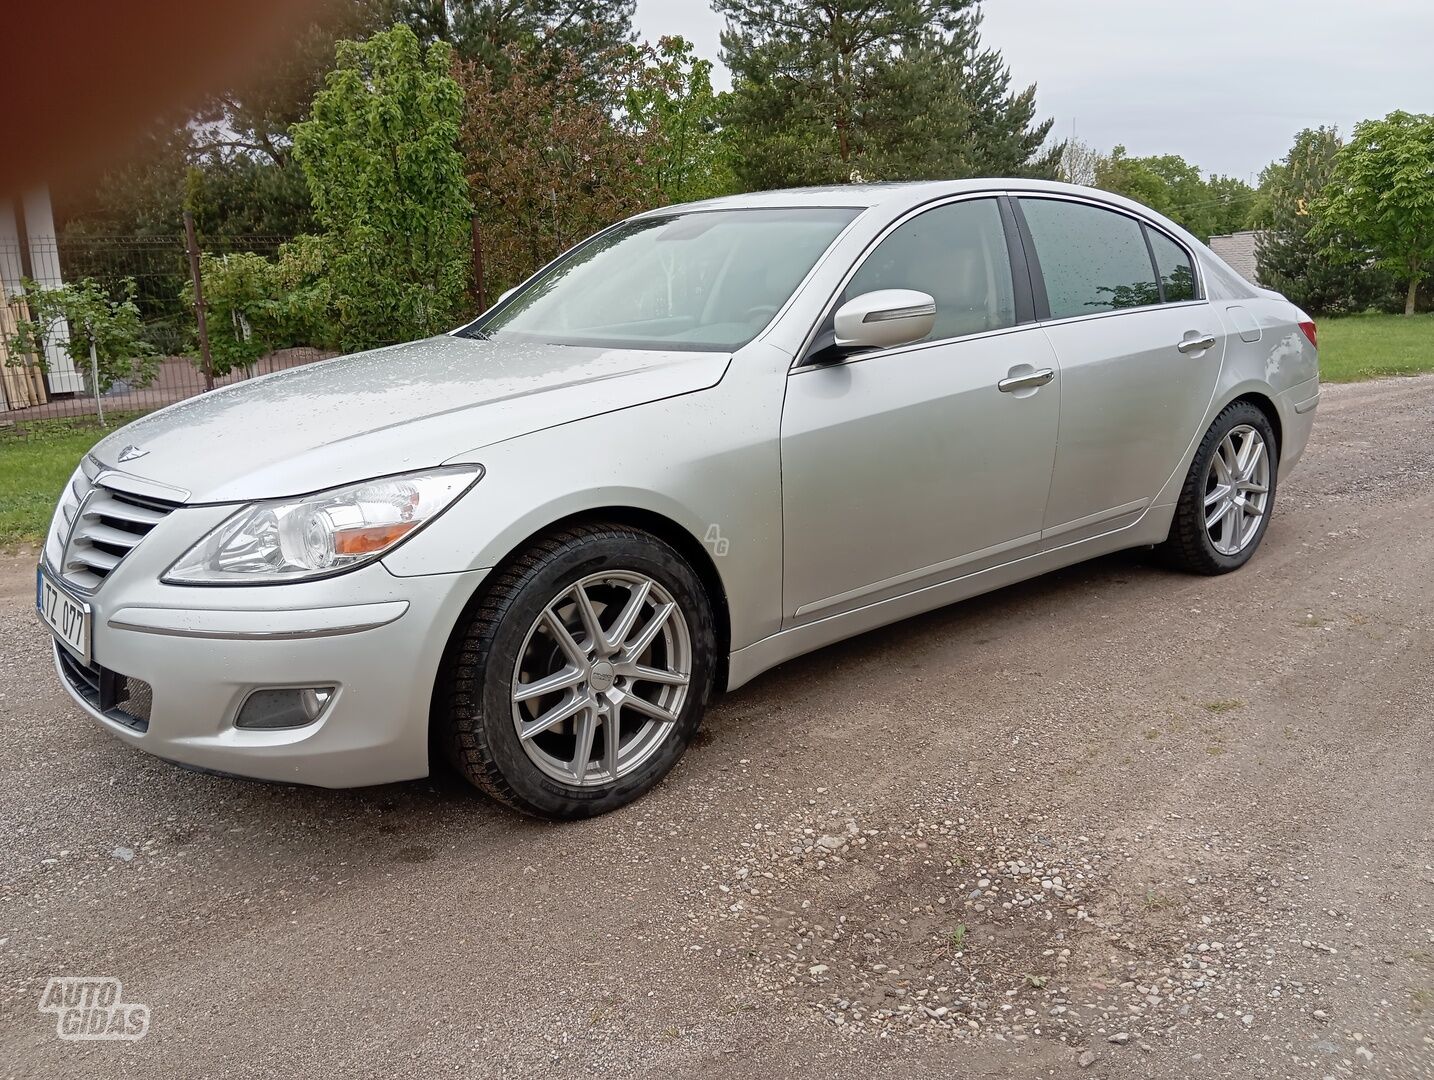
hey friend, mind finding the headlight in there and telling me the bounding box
[163,466,482,585]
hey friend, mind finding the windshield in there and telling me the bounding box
[460,207,861,351]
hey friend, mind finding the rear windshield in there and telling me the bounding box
[459,207,861,351]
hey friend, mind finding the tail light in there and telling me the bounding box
[1298,319,1317,349]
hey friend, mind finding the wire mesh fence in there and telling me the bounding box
[1,230,334,438]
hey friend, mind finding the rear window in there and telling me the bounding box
[1021,199,1161,318]
[1148,230,1197,303]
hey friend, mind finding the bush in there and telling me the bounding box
[6,278,158,394]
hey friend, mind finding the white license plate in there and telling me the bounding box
[37,568,91,665]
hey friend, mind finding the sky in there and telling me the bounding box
[633,0,1434,181]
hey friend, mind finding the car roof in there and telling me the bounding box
[645,178,1121,215]
[638,179,1211,264]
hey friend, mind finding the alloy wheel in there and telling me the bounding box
[510,571,692,787]
[1204,424,1271,556]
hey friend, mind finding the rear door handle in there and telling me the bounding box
[1177,333,1218,354]
[997,367,1055,393]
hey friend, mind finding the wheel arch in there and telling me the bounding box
[1228,389,1283,458]
[427,506,733,755]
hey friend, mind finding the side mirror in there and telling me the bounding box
[833,289,936,350]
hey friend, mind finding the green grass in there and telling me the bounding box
[1318,313,1434,382]
[0,418,125,547]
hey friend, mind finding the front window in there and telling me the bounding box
[460,207,860,351]
[841,198,1017,342]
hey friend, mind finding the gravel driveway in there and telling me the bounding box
[2,376,1432,1079]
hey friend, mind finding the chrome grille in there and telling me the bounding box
[47,456,181,592]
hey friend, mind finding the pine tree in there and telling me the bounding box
[715,0,1057,189]
[1257,127,1392,315]
[399,0,635,89]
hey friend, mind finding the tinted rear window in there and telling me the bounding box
[1021,199,1160,318]
[1148,229,1197,302]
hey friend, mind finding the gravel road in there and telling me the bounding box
[2,375,1432,1079]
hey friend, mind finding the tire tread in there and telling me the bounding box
[1157,400,1277,575]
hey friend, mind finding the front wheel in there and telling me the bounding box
[439,523,716,819]
[1158,400,1279,575]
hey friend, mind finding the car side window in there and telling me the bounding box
[843,198,1017,343]
[1147,229,1197,303]
[1020,199,1160,318]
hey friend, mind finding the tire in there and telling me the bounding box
[438,523,716,819]
[1158,400,1279,575]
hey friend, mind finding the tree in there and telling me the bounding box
[624,37,737,205]
[457,45,656,298]
[183,253,283,377]
[1256,127,1391,315]
[1093,147,1171,216]
[400,0,635,91]
[184,157,316,240]
[715,0,1056,189]
[1094,146,1256,241]
[1317,110,1434,315]
[292,25,473,351]
[7,279,158,395]
[1202,174,1260,238]
[56,119,194,238]
[1059,138,1102,188]
[193,0,399,167]
[60,1,395,241]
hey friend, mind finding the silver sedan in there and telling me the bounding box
[37,180,1319,818]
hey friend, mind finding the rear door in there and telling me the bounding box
[1014,196,1225,543]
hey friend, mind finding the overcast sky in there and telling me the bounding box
[633,0,1434,181]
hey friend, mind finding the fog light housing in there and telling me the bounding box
[235,687,335,730]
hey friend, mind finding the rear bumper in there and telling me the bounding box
[1278,376,1320,480]
[50,565,486,788]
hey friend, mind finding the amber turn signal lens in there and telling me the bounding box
[333,521,418,556]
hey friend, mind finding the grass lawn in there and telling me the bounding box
[1318,313,1434,382]
[0,418,132,548]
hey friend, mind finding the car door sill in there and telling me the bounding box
[1041,499,1149,543]
[792,531,1043,619]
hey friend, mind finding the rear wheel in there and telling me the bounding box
[1159,401,1278,575]
[439,523,716,819]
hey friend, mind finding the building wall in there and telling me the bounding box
[1208,230,1265,287]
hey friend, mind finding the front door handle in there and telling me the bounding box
[997,367,1055,393]
[1177,333,1218,354]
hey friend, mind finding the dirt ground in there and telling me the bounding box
[1,375,1431,1079]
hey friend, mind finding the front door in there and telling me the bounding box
[780,197,1061,624]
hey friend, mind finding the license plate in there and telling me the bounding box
[37,568,91,665]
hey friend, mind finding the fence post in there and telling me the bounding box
[89,336,105,427]
[183,212,216,392]
[471,215,485,313]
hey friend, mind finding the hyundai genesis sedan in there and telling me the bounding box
[38,180,1320,818]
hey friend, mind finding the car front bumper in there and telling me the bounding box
[47,557,486,788]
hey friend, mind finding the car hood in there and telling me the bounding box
[90,335,730,503]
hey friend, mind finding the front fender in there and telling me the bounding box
[381,378,786,651]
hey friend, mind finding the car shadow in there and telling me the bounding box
[61,547,1175,867]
